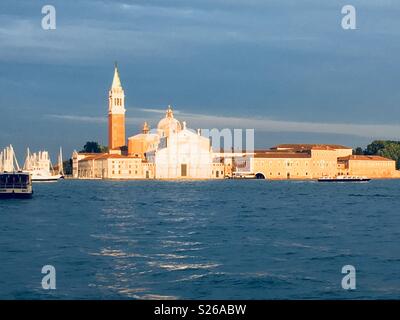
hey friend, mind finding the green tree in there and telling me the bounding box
[364,140,385,155]
[364,140,400,169]
[63,159,72,175]
[80,141,108,153]
[353,147,364,155]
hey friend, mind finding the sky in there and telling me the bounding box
[1,0,400,161]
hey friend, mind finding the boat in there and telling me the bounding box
[0,172,33,198]
[232,172,256,179]
[318,175,371,182]
[0,145,33,198]
[23,148,63,182]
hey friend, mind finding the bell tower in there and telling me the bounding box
[108,63,126,151]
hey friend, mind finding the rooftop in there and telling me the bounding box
[254,152,311,159]
[81,154,142,161]
[338,155,393,161]
[272,144,352,150]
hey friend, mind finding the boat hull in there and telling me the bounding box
[32,175,63,182]
[0,172,33,199]
[0,191,33,199]
[318,178,371,182]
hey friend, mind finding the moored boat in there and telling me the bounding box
[23,148,63,182]
[318,175,370,182]
[0,145,33,198]
[30,169,63,182]
[0,172,33,198]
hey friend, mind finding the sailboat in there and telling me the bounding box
[57,147,65,177]
[0,145,33,198]
[23,148,63,182]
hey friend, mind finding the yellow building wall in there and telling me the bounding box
[253,157,312,179]
[77,157,155,179]
[107,158,144,179]
[334,148,353,158]
[128,135,159,158]
[347,160,398,178]
[212,163,225,179]
[128,139,146,158]
[310,150,339,178]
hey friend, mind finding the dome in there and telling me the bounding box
[157,105,182,136]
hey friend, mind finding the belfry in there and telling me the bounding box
[108,63,126,151]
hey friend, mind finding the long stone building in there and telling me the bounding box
[235,144,399,179]
[72,65,400,180]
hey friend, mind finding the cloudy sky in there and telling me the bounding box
[1,0,400,159]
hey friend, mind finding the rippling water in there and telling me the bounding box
[1,179,400,299]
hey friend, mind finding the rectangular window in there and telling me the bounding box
[181,164,187,177]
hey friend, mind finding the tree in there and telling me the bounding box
[354,147,364,155]
[63,159,72,175]
[80,141,108,153]
[364,140,400,169]
[364,140,385,155]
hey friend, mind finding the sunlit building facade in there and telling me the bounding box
[72,65,399,180]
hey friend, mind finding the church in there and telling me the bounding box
[72,64,225,179]
[72,64,400,180]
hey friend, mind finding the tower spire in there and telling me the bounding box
[142,121,150,134]
[166,105,174,118]
[112,62,122,88]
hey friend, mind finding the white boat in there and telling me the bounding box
[0,145,33,198]
[30,169,63,182]
[232,172,256,179]
[23,148,63,182]
[318,175,370,182]
[0,172,33,198]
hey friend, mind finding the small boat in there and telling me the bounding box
[0,172,33,198]
[318,175,371,182]
[232,172,256,179]
[30,169,63,182]
[0,145,33,198]
[23,148,63,182]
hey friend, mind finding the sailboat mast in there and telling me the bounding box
[24,148,31,170]
[10,145,20,171]
[58,147,64,175]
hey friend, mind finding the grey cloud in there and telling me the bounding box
[45,111,400,139]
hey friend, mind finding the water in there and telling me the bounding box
[0,179,399,299]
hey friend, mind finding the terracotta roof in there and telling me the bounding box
[273,144,352,150]
[338,155,393,161]
[310,146,336,150]
[254,152,311,159]
[81,154,141,161]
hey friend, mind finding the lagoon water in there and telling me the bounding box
[0,179,399,299]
